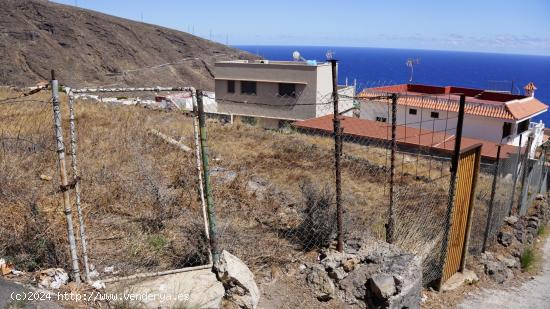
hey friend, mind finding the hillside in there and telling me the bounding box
[0,0,258,89]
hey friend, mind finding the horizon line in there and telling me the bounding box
[230,44,550,58]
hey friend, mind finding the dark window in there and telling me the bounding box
[409,108,417,115]
[227,80,235,93]
[502,122,512,138]
[278,83,296,97]
[430,111,439,118]
[241,81,257,95]
[376,116,387,122]
[517,119,530,134]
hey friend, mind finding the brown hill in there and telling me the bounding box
[0,0,258,89]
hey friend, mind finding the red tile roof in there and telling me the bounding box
[358,84,547,121]
[293,115,519,160]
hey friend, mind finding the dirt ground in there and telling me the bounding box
[0,88,506,308]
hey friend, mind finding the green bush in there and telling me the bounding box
[521,248,536,271]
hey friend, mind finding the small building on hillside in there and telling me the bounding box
[358,83,547,149]
[214,59,355,128]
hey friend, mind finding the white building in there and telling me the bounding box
[359,83,547,149]
[214,59,355,128]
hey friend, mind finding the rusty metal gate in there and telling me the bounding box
[442,144,482,283]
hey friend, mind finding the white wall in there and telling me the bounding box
[360,101,522,144]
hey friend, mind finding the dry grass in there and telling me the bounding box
[0,89,466,288]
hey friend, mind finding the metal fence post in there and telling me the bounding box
[50,70,81,283]
[517,135,534,215]
[508,134,523,215]
[197,90,220,264]
[329,59,344,253]
[387,93,398,244]
[67,92,90,282]
[437,94,466,289]
[191,89,212,264]
[482,145,501,253]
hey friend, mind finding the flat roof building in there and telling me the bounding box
[214,59,354,128]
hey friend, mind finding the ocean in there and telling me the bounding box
[236,45,550,124]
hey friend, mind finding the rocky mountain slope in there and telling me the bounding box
[0,0,257,89]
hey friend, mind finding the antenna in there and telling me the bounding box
[406,58,420,82]
[326,50,335,60]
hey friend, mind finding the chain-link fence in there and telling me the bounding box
[3,75,549,305]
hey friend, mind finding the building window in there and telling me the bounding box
[227,80,235,93]
[430,111,439,119]
[278,83,296,97]
[502,122,512,138]
[241,81,257,95]
[376,116,387,122]
[409,108,417,115]
[517,119,530,134]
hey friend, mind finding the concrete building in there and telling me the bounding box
[214,59,355,128]
[358,83,547,150]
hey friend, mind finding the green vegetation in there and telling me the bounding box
[148,234,168,251]
[520,248,536,271]
[537,225,545,236]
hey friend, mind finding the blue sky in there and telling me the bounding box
[53,0,550,56]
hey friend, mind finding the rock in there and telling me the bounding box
[210,167,237,184]
[245,178,268,199]
[328,268,347,281]
[89,270,100,280]
[216,250,260,309]
[498,231,513,247]
[103,266,115,274]
[339,264,378,301]
[91,280,105,290]
[484,261,507,284]
[368,274,397,300]
[515,230,525,243]
[306,265,335,301]
[36,268,69,289]
[536,194,545,200]
[496,254,518,268]
[39,174,53,181]
[299,264,307,273]
[441,270,478,292]
[527,218,539,230]
[108,268,224,308]
[342,258,359,273]
[320,250,355,271]
[504,216,518,225]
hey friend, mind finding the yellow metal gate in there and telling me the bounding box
[442,144,482,283]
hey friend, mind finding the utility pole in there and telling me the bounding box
[329,59,344,253]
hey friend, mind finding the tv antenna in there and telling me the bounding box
[292,51,306,62]
[326,50,335,60]
[406,58,420,82]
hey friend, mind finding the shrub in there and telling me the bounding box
[296,182,336,250]
[521,248,536,271]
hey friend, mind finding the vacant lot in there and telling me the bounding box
[1,88,493,306]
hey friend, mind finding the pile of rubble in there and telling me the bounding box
[477,196,548,284]
[303,236,422,309]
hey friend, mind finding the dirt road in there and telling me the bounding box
[458,237,550,309]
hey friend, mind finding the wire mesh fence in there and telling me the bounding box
[2,74,549,303]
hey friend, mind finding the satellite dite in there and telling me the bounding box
[292,51,318,66]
